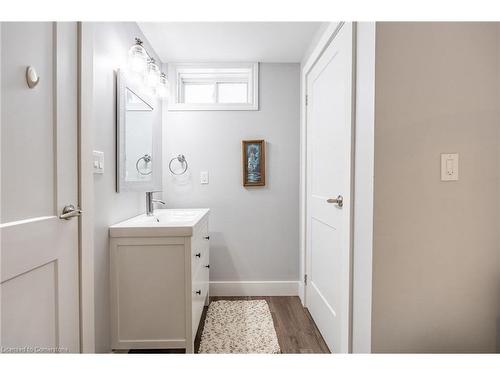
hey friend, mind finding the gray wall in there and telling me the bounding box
[372,22,500,353]
[300,22,330,67]
[91,22,162,353]
[164,63,300,282]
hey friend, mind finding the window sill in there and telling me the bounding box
[167,103,259,111]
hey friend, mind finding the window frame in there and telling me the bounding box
[168,62,259,111]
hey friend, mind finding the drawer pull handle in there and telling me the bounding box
[195,290,201,295]
[204,236,210,240]
[205,264,210,269]
[195,253,201,258]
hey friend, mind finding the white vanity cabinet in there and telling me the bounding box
[109,209,210,353]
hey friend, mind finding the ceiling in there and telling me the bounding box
[138,22,324,63]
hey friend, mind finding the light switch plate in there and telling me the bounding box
[441,153,458,181]
[93,150,104,174]
[200,171,209,184]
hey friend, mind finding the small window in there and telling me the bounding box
[217,83,248,103]
[169,63,259,111]
[183,83,215,104]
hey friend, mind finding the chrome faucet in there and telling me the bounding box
[146,191,166,216]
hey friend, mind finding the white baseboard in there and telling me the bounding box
[298,281,305,305]
[209,281,300,296]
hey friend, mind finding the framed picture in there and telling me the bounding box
[242,140,266,186]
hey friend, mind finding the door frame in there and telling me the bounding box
[299,22,376,354]
[78,21,96,353]
[300,21,356,353]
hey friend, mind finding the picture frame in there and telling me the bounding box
[242,140,266,186]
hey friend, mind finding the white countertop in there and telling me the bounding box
[109,208,210,238]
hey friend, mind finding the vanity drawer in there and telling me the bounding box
[193,217,209,240]
[191,219,209,275]
[191,244,209,276]
[190,217,209,340]
[191,263,209,338]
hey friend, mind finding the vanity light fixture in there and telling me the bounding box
[145,57,161,88]
[157,73,169,99]
[127,37,168,101]
[128,38,148,74]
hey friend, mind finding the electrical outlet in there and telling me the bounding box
[441,153,458,181]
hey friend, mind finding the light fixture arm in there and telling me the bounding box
[133,37,160,69]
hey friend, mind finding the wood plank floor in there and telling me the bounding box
[129,296,330,354]
[194,296,330,354]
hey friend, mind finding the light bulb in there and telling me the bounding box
[128,38,148,74]
[157,73,169,99]
[145,58,160,88]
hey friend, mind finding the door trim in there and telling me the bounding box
[78,21,96,353]
[300,22,356,353]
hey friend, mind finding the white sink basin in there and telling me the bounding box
[109,208,210,237]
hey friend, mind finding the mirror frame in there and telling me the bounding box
[116,69,162,192]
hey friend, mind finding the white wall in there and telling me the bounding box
[90,22,162,353]
[164,63,300,294]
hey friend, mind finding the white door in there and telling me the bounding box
[305,23,354,353]
[0,22,80,353]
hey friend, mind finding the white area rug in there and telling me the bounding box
[198,300,281,354]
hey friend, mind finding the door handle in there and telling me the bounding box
[59,204,83,220]
[327,195,343,208]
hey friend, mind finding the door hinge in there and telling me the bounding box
[305,95,308,106]
[304,274,308,285]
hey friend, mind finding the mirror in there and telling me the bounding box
[124,88,153,182]
[116,69,162,192]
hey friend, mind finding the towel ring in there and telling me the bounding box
[169,154,188,175]
[136,154,152,176]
